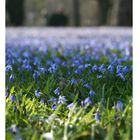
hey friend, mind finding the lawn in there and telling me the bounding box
[6,28,132,140]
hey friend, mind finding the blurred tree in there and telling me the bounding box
[98,0,111,25]
[6,0,24,26]
[118,0,132,26]
[73,0,80,26]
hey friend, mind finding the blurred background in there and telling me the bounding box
[6,0,132,27]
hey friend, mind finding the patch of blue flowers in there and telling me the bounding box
[6,29,132,140]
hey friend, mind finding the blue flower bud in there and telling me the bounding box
[108,64,114,73]
[40,98,46,104]
[89,90,96,97]
[70,78,78,85]
[52,104,57,111]
[35,89,41,98]
[9,74,15,82]
[82,97,93,106]
[6,88,10,98]
[6,65,12,72]
[84,83,91,89]
[97,75,103,79]
[116,100,123,111]
[10,124,19,134]
[98,64,106,73]
[90,64,98,73]
[54,87,60,95]
[33,71,40,80]
[117,73,125,81]
[48,97,57,103]
[58,96,67,104]
[10,95,16,102]
[67,102,74,110]
[95,112,100,123]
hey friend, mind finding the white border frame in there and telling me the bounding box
[133,0,140,140]
[0,0,5,139]
[0,0,139,139]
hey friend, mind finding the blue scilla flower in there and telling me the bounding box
[89,90,96,97]
[34,58,40,66]
[22,59,29,65]
[67,102,74,110]
[38,67,47,74]
[64,50,70,57]
[117,73,125,81]
[90,64,98,73]
[98,64,106,73]
[82,97,93,106]
[35,89,42,98]
[54,58,61,64]
[46,114,55,123]
[40,98,46,104]
[122,66,129,74]
[18,67,23,72]
[84,97,93,105]
[116,65,123,74]
[95,111,100,123]
[5,65,12,72]
[52,104,57,111]
[46,60,52,65]
[74,69,83,75]
[85,63,91,68]
[68,71,71,75]
[71,63,76,67]
[70,78,78,85]
[10,124,19,134]
[10,95,16,102]
[84,83,91,89]
[7,58,15,65]
[116,100,123,111]
[48,97,57,103]
[23,64,32,71]
[78,65,85,70]
[108,64,114,73]
[81,101,85,106]
[81,79,86,84]
[97,75,103,79]
[23,52,30,58]
[6,88,10,98]
[58,96,67,104]
[54,87,60,95]
[48,63,58,73]
[73,60,80,66]
[9,74,15,82]
[62,61,67,67]
[33,71,40,80]
[13,106,17,112]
